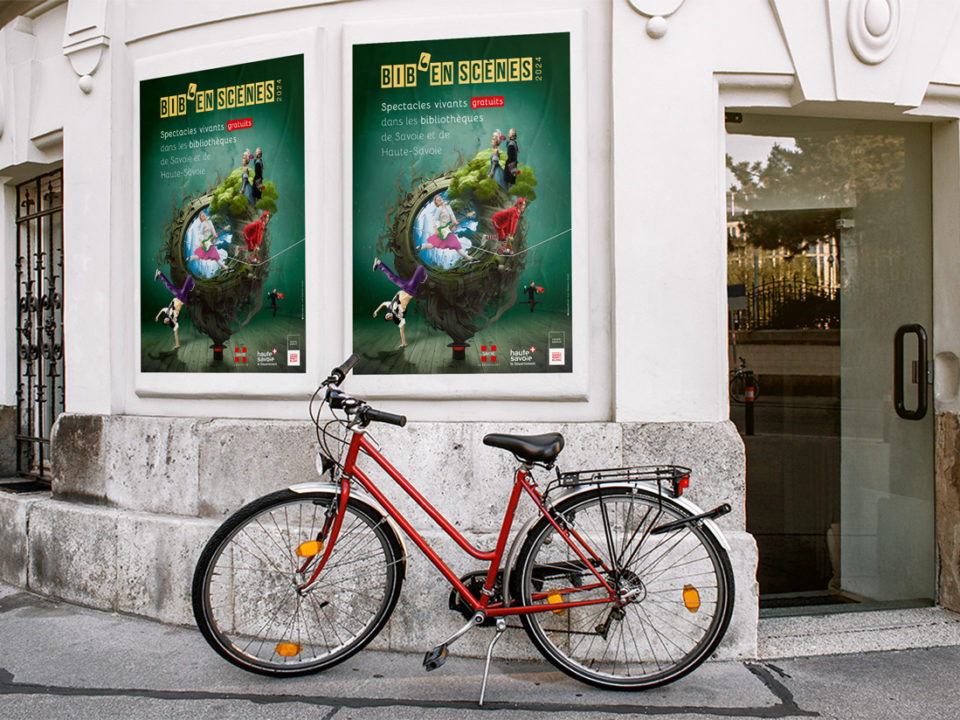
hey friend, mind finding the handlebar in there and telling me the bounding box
[361,407,407,427]
[326,388,407,428]
[330,354,359,384]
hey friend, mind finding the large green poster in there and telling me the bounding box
[352,33,572,375]
[140,55,305,373]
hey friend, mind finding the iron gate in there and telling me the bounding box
[11,168,64,490]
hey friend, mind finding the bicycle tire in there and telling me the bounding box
[511,487,734,690]
[192,489,404,677]
[729,374,746,403]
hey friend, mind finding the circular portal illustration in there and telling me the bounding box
[412,190,480,271]
[183,205,235,279]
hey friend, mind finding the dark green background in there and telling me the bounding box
[140,55,305,373]
[352,33,572,374]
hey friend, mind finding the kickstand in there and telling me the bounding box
[478,618,507,707]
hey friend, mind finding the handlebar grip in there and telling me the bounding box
[363,408,407,427]
[331,354,359,383]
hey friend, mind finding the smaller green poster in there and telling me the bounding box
[140,55,305,373]
[352,32,572,375]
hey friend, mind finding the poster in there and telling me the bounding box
[140,55,305,373]
[352,32,572,375]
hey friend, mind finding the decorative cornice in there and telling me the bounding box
[626,0,687,39]
[847,0,901,65]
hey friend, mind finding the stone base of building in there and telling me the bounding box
[0,413,758,660]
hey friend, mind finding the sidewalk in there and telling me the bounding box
[1,581,959,720]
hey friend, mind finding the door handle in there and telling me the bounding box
[894,324,929,420]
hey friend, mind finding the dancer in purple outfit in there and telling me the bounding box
[154,269,195,349]
[371,258,428,348]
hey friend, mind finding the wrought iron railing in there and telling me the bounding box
[731,279,839,331]
[10,168,64,490]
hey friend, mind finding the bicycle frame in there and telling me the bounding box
[303,427,621,619]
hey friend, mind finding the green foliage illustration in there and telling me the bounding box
[209,168,280,223]
[447,148,538,205]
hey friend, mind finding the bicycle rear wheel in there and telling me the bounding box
[192,489,404,676]
[512,488,734,690]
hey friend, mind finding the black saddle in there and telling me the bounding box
[482,432,564,466]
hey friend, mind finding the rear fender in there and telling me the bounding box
[504,482,731,608]
[548,482,731,552]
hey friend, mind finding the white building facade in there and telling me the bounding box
[1,0,959,663]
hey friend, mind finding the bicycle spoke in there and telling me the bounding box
[194,492,402,676]
[516,489,732,688]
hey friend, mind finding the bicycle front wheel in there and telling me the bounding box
[192,489,404,676]
[729,374,746,403]
[512,488,734,690]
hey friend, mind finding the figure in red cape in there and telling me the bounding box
[242,210,271,263]
[484,197,527,254]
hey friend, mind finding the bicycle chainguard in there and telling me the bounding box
[423,644,449,671]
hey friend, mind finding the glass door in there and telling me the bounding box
[725,115,935,611]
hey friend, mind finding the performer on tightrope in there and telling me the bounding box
[484,197,527,255]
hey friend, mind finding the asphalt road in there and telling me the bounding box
[1,582,958,720]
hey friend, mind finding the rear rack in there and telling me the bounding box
[557,465,692,498]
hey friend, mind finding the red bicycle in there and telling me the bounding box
[192,356,734,702]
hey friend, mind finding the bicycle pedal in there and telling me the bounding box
[422,644,448,671]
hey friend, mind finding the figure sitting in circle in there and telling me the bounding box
[417,194,475,262]
[187,211,232,272]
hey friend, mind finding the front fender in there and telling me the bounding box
[288,481,408,579]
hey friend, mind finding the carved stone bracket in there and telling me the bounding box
[847,0,901,64]
[62,0,110,93]
[626,0,687,39]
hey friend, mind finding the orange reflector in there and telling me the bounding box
[296,540,323,557]
[547,591,565,615]
[683,584,700,613]
[275,642,302,657]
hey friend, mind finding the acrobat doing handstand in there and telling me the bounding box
[154,270,195,349]
[372,258,428,348]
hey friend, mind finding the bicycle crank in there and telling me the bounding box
[422,611,486,672]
